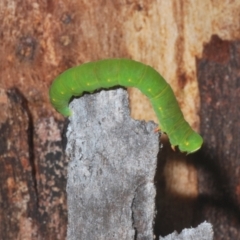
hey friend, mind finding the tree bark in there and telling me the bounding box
[1,0,240,239]
[196,35,240,239]
[160,222,213,240]
[66,89,159,240]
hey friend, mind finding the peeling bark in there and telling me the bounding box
[66,89,159,240]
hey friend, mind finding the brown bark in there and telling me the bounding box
[196,35,240,240]
[0,88,67,239]
[0,88,38,239]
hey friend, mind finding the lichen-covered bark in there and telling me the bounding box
[159,222,213,240]
[66,89,159,240]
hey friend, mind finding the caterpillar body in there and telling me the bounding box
[49,58,203,154]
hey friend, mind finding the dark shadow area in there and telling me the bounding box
[193,146,240,238]
[154,138,199,238]
[154,142,240,239]
[154,36,240,239]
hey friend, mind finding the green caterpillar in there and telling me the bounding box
[49,58,203,154]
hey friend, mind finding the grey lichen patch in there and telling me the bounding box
[66,89,160,240]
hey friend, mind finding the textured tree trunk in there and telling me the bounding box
[196,35,240,239]
[0,88,67,240]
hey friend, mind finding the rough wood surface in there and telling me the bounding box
[66,89,159,240]
[196,35,240,239]
[0,88,38,239]
[0,88,68,239]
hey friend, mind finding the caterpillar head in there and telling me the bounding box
[178,131,203,154]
